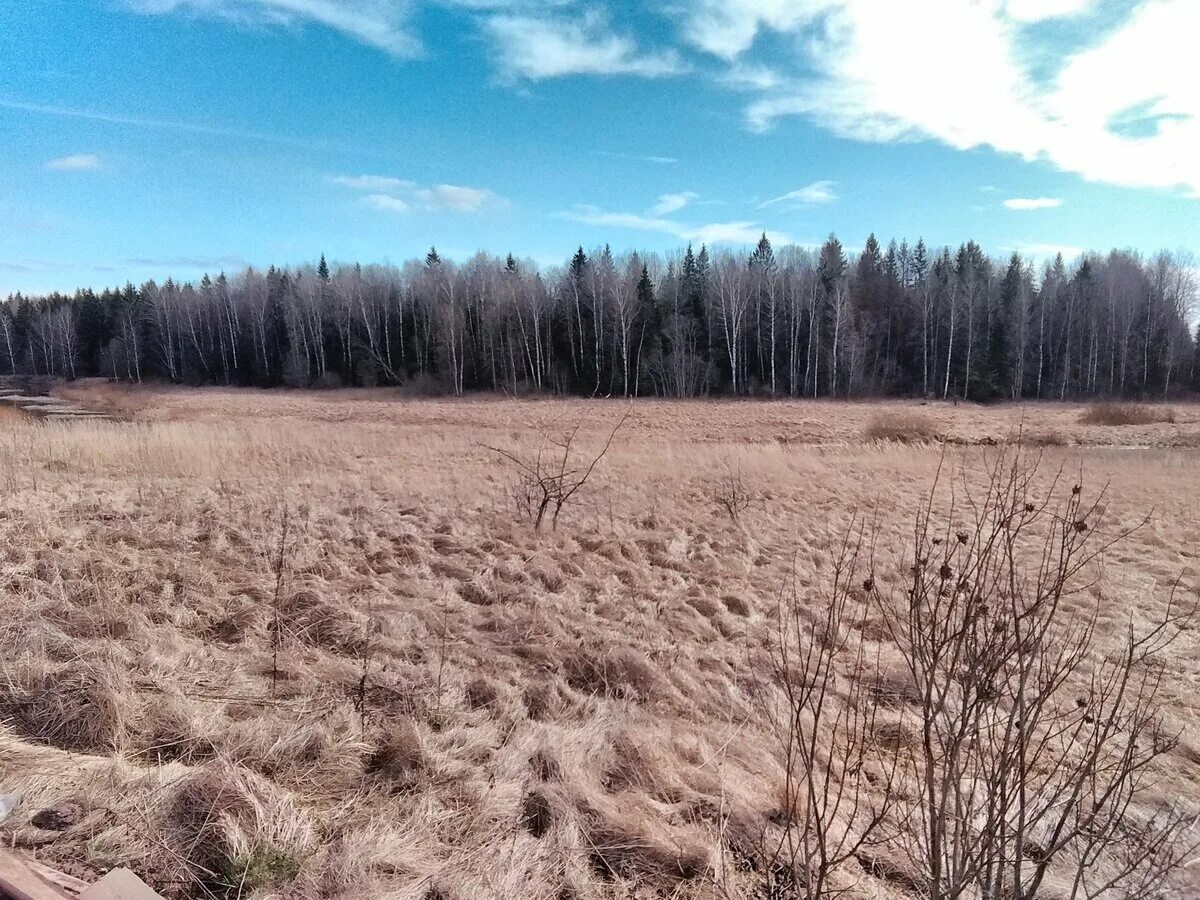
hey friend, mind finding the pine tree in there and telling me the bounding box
[317,254,330,281]
[425,247,441,268]
[505,253,518,274]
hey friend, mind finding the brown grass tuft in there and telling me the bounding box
[581,803,710,887]
[863,411,939,443]
[366,720,427,788]
[278,588,367,654]
[562,647,666,701]
[3,660,130,752]
[1079,402,1176,426]
[520,790,553,838]
[168,763,314,894]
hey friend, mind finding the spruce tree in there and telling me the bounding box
[987,252,1023,400]
[317,254,330,281]
[749,232,775,273]
[570,246,588,281]
[912,238,929,284]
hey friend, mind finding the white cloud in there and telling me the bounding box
[337,174,507,212]
[1004,0,1092,23]
[45,153,101,171]
[363,193,410,213]
[650,191,698,215]
[688,221,791,245]
[560,207,682,233]
[598,150,678,165]
[718,62,784,91]
[707,0,1200,198]
[332,174,415,191]
[759,180,838,207]
[558,204,793,246]
[124,0,421,57]
[484,9,685,79]
[684,0,824,61]
[415,183,506,212]
[1003,197,1063,210]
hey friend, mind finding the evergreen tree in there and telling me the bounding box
[317,254,330,281]
[986,252,1022,400]
[569,247,588,280]
[818,234,847,289]
[912,239,929,284]
[749,232,775,273]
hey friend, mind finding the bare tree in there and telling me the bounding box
[881,449,1197,900]
[483,405,631,530]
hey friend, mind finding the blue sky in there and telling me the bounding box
[2,0,1197,295]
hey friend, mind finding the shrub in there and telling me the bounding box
[714,458,755,523]
[1025,428,1068,447]
[1079,403,1176,426]
[863,412,938,443]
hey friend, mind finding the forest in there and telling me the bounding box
[5,234,1197,400]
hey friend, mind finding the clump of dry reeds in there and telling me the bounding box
[1079,402,1176,425]
[863,411,939,443]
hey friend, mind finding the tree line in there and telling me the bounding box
[5,235,1197,399]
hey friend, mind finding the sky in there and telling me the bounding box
[2,0,1198,295]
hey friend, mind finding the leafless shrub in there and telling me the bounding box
[758,533,904,900]
[1079,402,1176,426]
[756,448,1199,899]
[482,405,631,531]
[270,502,291,697]
[715,458,755,523]
[880,448,1198,900]
[863,411,938,444]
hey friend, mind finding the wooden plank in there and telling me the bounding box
[78,869,164,900]
[22,861,88,896]
[0,850,73,900]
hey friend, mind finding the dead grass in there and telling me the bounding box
[863,411,939,443]
[1079,402,1177,426]
[0,383,1196,899]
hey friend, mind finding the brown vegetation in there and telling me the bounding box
[1,384,1198,899]
[863,411,939,443]
[1079,402,1177,426]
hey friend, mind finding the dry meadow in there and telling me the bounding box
[2,384,1199,899]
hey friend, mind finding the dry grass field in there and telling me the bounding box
[2,384,1199,899]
